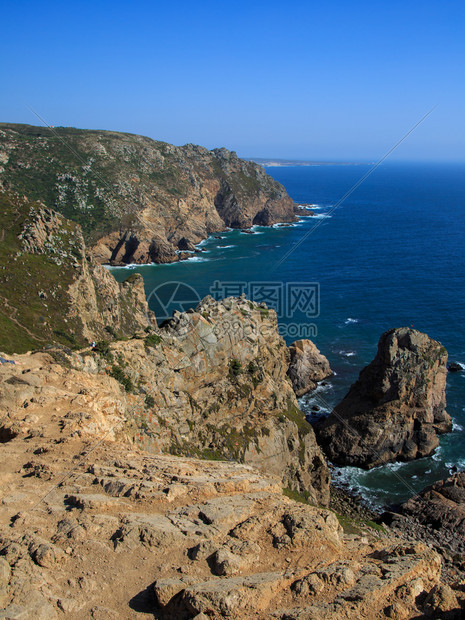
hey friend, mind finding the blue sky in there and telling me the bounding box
[2,0,464,161]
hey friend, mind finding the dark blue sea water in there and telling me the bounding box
[111,162,465,508]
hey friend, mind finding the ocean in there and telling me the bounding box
[111,161,465,509]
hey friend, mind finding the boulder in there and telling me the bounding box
[316,328,452,468]
[287,339,332,396]
[177,237,196,251]
[399,471,465,553]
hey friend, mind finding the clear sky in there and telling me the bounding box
[2,0,464,161]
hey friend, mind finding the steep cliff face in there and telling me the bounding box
[90,296,330,506]
[0,124,296,265]
[316,328,452,469]
[0,192,155,353]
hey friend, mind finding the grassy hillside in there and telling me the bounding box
[0,191,153,354]
[0,191,82,352]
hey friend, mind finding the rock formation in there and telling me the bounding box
[78,296,330,505]
[287,339,332,396]
[0,352,462,618]
[0,124,296,265]
[397,472,465,554]
[316,327,452,469]
[0,192,155,353]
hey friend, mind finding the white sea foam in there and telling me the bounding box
[338,350,356,357]
[330,466,380,504]
[310,213,332,219]
[218,245,237,249]
[186,255,211,263]
[384,461,405,472]
[106,263,139,269]
[453,421,464,432]
[344,317,359,325]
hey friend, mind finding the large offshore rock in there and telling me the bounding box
[316,327,452,469]
[287,339,332,396]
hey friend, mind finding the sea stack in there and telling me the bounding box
[315,327,452,469]
[287,339,332,397]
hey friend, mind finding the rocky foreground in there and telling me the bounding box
[1,350,464,619]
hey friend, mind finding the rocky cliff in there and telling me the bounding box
[1,351,463,619]
[43,295,329,506]
[0,192,155,353]
[0,124,296,265]
[316,327,452,469]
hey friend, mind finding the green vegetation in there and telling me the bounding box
[1,124,283,248]
[144,394,155,408]
[205,421,261,462]
[279,398,312,436]
[145,333,162,348]
[93,339,112,359]
[110,362,134,393]
[229,358,243,378]
[247,360,263,388]
[53,328,80,348]
[104,325,118,338]
[0,124,288,353]
[329,510,387,536]
[0,192,87,353]
[0,124,195,244]
[247,361,258,375]
[282,487,310,504]
[168,440,224,461]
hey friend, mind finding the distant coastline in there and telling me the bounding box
[248,158,371,167]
